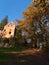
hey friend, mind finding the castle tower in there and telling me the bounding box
[3,22,16,38]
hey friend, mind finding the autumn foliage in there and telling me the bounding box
[16,0,49,48]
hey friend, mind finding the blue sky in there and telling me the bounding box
[0,0,32,22]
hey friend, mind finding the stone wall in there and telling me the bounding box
[0,22,16,38]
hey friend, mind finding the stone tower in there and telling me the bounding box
[3,22,16,38]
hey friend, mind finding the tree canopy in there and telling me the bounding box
[0,16,8,30]
[16,0,49,48]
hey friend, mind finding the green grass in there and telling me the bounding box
[0,47,31,65]
[0,47,18,52]
[0,47,48,65]
[0,53,29,65]
[0,47,28,53]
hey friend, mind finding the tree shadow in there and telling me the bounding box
[0,53,49,65]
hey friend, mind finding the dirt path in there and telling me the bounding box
[4,48,41,54]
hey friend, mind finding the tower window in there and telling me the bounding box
[9,32,11,34]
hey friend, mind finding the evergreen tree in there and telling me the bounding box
[0,16,8,30]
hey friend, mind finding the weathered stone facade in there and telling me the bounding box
[0,22,16,38]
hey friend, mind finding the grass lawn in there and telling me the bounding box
[0,47,28,52]
[0,52,49,65]
[0,47,29,65]
[0,47,49,65]
[0,53,31,65]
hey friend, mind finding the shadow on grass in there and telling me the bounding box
[0,52,49,65]
[0,47,28,53]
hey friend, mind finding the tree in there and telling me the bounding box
[17,0,49,48]
[0,16,8,30]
